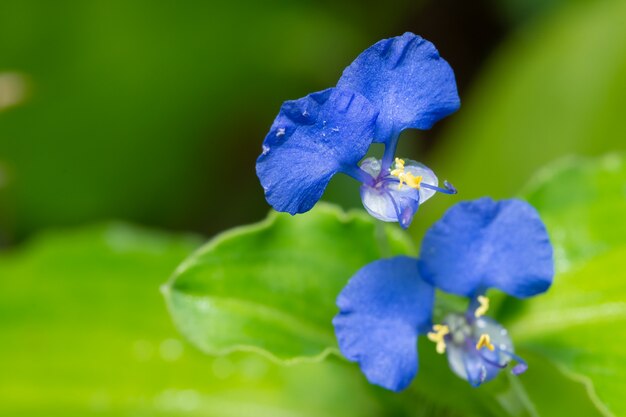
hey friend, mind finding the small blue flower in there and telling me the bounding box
[256,33,459,228]
[359,156,457,228]
[333,198,554,390]
[443,315,511,385]
[427,296,530,388]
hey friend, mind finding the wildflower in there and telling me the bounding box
[333,198,554,391]
[256,33,459,228]
[428,296,529,388]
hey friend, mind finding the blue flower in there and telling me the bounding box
[426,296,530,388]
[256,33,459,228]
[333,198,554,390]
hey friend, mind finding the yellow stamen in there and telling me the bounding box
[474,295,490,318]
[389,158,405,177]
[476,333,495,351]
[404,173,423,189]
[389,158,422,190]
[427,324,450,354]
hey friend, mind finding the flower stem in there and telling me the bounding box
[381,133,401,173]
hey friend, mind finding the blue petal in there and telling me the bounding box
[333,257,434,391]
[419,198,554,298]
[256,88,378,214]
[337,32,460,143]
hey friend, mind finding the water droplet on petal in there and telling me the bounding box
[262,145,270,155]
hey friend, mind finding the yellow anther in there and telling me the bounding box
[390,158,422,190]
[433,324,447,332]
[476,333,495,351]
[390,158,405,177]
[427,324,450,354]
[474,295,490,318]
[403,173,423,189]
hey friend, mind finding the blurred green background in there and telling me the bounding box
[1,0,625,415]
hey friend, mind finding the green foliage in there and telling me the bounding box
[0,223,391,416]
[522,154,626,272]
[505,153,626,417]
[513,250,624,417]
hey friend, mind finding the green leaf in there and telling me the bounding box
[0,223,401,416]
[504,349,606,417]
[163,203,415,363]
[163,203,566,417]
[163,198,619,417]
[509,249,626,417]
[501,153,626,417]
[522,153,626,272]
